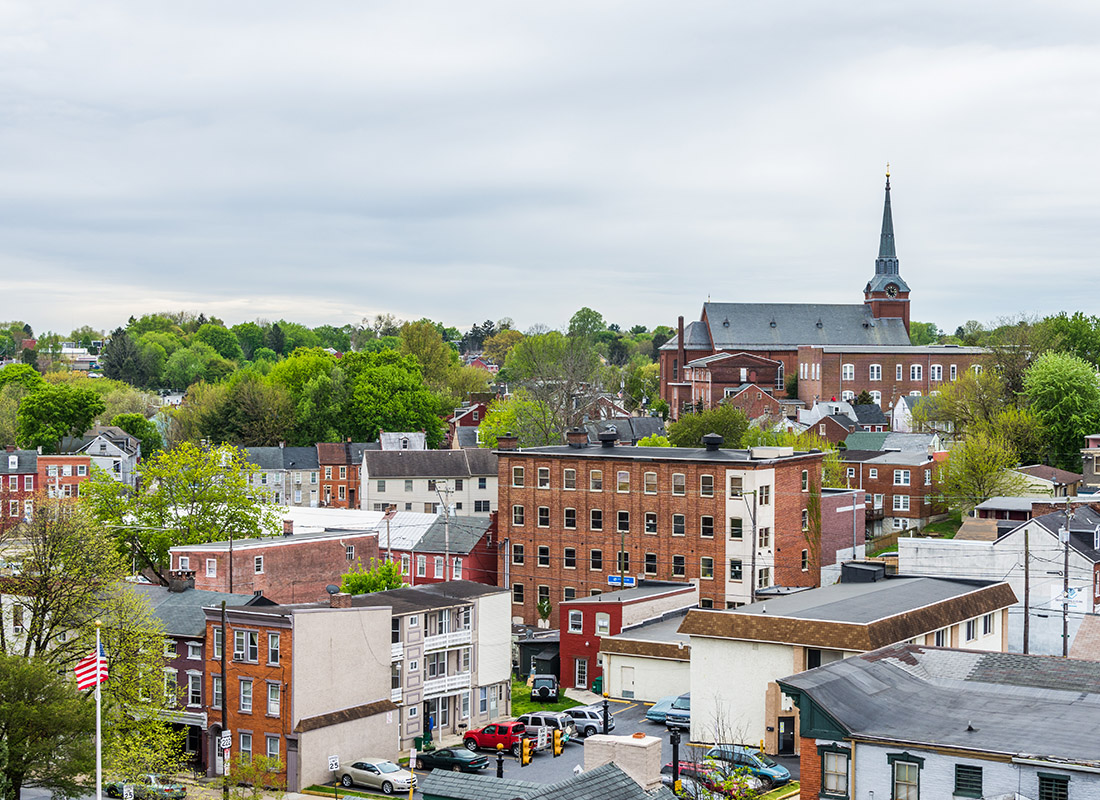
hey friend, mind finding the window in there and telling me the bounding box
[339,466,347,480]
[564,547,576,569]
[404,479,413,492]
[841,363,854,381]
[672,473,685,496]
[311,471,318,484]
[564,508,577,529]
[757,568,771,589]
[377,479,386,492]
[617,510,630,532]
[910,364,923,381]
[239,732,252,763]
[416,555,426,577]
[801,470,809,492]
[895,364,904,381]
[950,364,958,380]
[893,495,910,511]
[538,585,550,605]
[240,678,253,712]
[1038,773,1070,800]
[726,474,744,497]
[338,485,346,501]
[24,475,32,491]
[759,485,770,505]
[345,545,355,562]
[700,475,714,497]
[673,514,685,535]
[617,471,630,493]
[254,556,264,575]
[267,682,281,716]
[802,509,809,530]
[973,364,983,375]
[187,642,201,660]
[935,628,947,646]
[512,466,524,487]
[729,517,743,540]
[644,552,657,574]
[729,559,743,581]
[267,633,280,665]
[234,630,259,662]
[965,619,977,641]
[434,556,444,577]
[188,673,202,706]
[590,470,603,491]
[400,554,410,574]
[478,477,487,490]
[892,759,920,800]
[512,505,525,526]
[954,764,982,798]
[590,549,603,570]
[178,556,191,571]
[894,469,911,486]
[568,611,583,633]
[700,557,714,579]
[212,676,223,709]
[869,390,882,404]
[700,598,713,609]
[595,613,611,635]
[266,735,279,762]
[453,558,463,579]
[821,747,849,797]
[512,583,524,604]
[590,509,603,531]
[801,549,809,571]
[846,467,856,479]
[537,467,549,488]
[758,526,771,548]
[983,613,994,635]
[512,544,525,565]
[930,364,942,381]
[212,627,224,660]
[537,546,549,567]
[700,516,714,537]
[616,551,630,573]
[673,555,685,577]
[869,468,878,479]
[644,472,657,494]
[325,466,333,480]
[538,506,550,527]
[474,500,491,512]
[869,364,882,381]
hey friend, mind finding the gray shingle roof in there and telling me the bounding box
[658,320,712,351]
[702,302,910,349]
[131,584,255,637]
[415,515,492,556]
[243,446,320,471]
[779,644,1100,763]
[0,449,36,474]
[453,428,479,449]
[1029,507,1100,562]
[421,762,674,800]
[584,417,667,445]
[363,449,497,478]
[852,404,889,426]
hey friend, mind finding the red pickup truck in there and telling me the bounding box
[463,721,527,756]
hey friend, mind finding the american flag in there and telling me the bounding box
[74,644,109,691]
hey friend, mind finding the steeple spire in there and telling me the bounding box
[876,165,896,269]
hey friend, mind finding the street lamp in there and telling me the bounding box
[669,728,681,793]
[602,692,610,735]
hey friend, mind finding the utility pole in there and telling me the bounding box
[1061,505,1075,657]
[220,600,229,799]
[1023,527,1030,654]
[436,482,453,582]
[386,505,394,562]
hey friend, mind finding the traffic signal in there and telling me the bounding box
[552,729,563,757]
[520,737,534,766]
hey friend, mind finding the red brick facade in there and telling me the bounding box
[0,448,37,534]
[558,600,622,691]
[496,442,827,624]
[798,736,819,800]
[723,384,784,422]
[37,454,91,499]
[316,442,362,508]
[842,454,947,533]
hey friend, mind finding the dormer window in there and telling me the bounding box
[7,455,16,470]
[401,438,409,450]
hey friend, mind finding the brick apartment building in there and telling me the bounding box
[496,430,831,625]
[38,453,92,498]
[1,448,37,533]
[841,436,948,534]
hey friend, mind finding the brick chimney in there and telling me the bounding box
[566,428,588,448]
[330,592,352,609]
[496,433,519,451]
[677,315,686,380]
[4,445,14,453]
[282,518,294,536]
[168,570,195,593]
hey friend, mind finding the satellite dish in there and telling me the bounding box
[325,584,340,595]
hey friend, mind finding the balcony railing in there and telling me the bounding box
[422,671,472,697]
[391,687,403,703]
[391,641,404,661]
[423,628,472,652]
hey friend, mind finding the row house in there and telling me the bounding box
[316,442,374,509]
[38,453,92,498]
[62,425,141,486]
[352,581,511,752]
[684,564,1015,755]
[446,401,488,450]
[781,644,1100,800]
[362,448,498,516]
[376,511,499,588]
[496,429,829,624]
[134,573,255,772]
[0,448,37,533]
[841,439,947,535]
[203,594,397,791]
[243,446,321,506]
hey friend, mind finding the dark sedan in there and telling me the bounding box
[414,747,489,773]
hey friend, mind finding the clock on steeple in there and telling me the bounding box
[864,166,911,335]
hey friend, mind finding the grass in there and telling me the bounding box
[510,677,582,716]
[303,785,376,798]
[922,509,963,538]
[759,781,800,799]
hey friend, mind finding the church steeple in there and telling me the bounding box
[864,165,911,334]
[876,167,897,271]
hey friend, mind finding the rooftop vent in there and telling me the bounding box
[701,433,724,451]
[598,430,618,448]
[769,319,777,328]
[816,319,823,328]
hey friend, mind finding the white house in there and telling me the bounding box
[361,449,497,516]
[64,425,141,486]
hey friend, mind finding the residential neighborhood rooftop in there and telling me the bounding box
[565,580,695,605]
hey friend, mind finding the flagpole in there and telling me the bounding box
[96,619,102,800]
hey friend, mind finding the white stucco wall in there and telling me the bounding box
[621,588,698,628]
[604,653,689,702]
[298,712,400,789]
[474,590,512,689]
[724,468,776,606]
[362,476,498,516]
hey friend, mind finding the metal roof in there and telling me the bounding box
[363,449,497,478]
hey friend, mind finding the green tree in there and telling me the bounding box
[399,320,460,392]
[483,329,523,364]
[1024,351,1100,470]
[110,413,164,457]
[340,558,405,594]
[100,328,152,386]
[936,432,1029,514]
[195,323,243,361]
[854,390,875,406]
[266,322,286,355]
[667,405,749,448]
[0,364,44,391]
[162,347,208,391]
[16,383,106,453]
[343,359,445,447]
[313,324,352,353]
[567,307,605,340]
[503,332,602,436]
[224,375,295,446]
[477,391,559,449]
[636,434,671,447]
[908,321,941,345]
[912,370,1009,440]
[84,442,278,584]
[231,322,266,360]
[212,755,285,800]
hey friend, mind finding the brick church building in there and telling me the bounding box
[659,173,985,419]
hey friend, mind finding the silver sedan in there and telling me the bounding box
[337,758,416,795]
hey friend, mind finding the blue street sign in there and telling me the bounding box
[607,575,637,588]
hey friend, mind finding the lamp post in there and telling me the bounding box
[669,727,681,793]
[602,692,610,735]
[496,743,504,778]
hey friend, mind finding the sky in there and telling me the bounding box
[3,1,1100,338]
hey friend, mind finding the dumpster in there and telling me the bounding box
[591,675,603,694]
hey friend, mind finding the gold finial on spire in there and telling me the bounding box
[885,162,890,178]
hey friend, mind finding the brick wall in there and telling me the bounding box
[37,455,92,499]
[558,601,623,689]
[820,490,865,566]
[799,736,819,800]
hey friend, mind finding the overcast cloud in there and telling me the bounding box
[2,1,1100,336]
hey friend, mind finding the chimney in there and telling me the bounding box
[330,592,352,609]
[496,432,519,451]
[598,430,618,448]
[168,569,195,593]
[282,518,294,536]
[702,433,724,451]
[677,315,686,378]
[4,445,14,453]
[566,428,588,448]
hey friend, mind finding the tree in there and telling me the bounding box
[936,432,1029,514]
[84,442,278,584]
[212,755,285,800]
[313,324,352,353]
[0,364,44,391]
[399,320,460,392]
[478,391,560,449]
[161,347,208,391]
[986,314,1056,398]
[266,322,286,355]
[0,651,94,800]
[110,413,164,457]
[908,321,941,346]
[503,332,602,436]
[912,370,1008,440]
[854,390,875,406]
[195,323,243,361]
[231,322,266,360]
[343,359,446,447]
[16,383,106,453]
[1024,351,1100,470]
[623,362,660,411]
[650,325,674,361]
[667,405,749,448]
[636,434,670,447]
[100,328,152,386]
[482,329,523,364]
[340,558,405,594]
[567,307,605,340]
[224,376,295,446]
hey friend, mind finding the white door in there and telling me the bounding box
[621,665,635,699]
[575,657,588,689]
[489,687,498,719]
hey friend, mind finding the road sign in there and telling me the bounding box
[123,786,134,800]
[328,755,340,772]
[223,749,231,776]
[219,731,232,750]
[536,727,549,750]
[607,575,636,588]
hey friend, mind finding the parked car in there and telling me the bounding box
[661,762,764,797]
[336,759,416,795]
[530,674,559,701]
[646,694,680,724]
[664,692,691,730]
[516,711,579,744]
[704,744,791,790]
[463,721,527,756]
[414,747,489,773]
[105,776,185,800]
[564,705,615,736]
[660,773,710,799]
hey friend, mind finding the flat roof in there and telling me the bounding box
[565,581,695,605]
[497,445,821,464]
[611,613,691,645]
